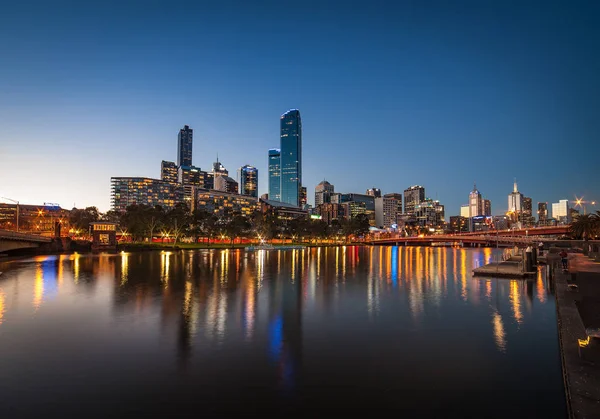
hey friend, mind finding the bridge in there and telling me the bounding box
[0,229,52,253]
[370,225,570,247]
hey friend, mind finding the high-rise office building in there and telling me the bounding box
[507,180,523,221]
[178,165,205,204]
[460,205,470,218]
[239,165,258,198]
[341,193,376,226]
[177,125,193,167]
[469,183,483,217]
[212,158,228,177]
[316,203,348,225]
[367,188,381,198]
[483,199,492,216]
[377,193,402,228]
[414,199,445,228]
[330,193,342,204]
[552,199,569,223]
[521,196,534,226]
[300,186,307,208]
[315,180,334,206]
[280,109,302,207]
[214,175,238,194]
[268,149,281,202]
[161,161,178,184]
[538,202,548,224]
[404,185,425,215]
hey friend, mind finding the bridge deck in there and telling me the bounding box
[0,230,52,243]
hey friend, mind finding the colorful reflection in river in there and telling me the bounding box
[0,246,558,399]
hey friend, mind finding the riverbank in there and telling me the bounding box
[117,242,363,251]
[553,253,600,418]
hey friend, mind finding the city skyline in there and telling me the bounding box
[1,1,599,214]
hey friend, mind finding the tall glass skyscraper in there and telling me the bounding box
[239,165,258,198]
[280,110,302,207]
[177,125,193,167]
[268,148,281,201]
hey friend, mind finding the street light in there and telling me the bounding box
[1,197,19,232]
[572,196,597,215]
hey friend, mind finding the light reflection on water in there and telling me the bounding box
[0,246,565,417]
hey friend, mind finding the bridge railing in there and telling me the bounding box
[0,229,52,243]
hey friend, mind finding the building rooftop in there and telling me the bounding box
[261,199,303,209]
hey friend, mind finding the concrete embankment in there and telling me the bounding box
[473,250,536,278]
[552,253,600,418]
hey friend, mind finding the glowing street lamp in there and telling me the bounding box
[572,196,597,215]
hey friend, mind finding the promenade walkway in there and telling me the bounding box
[554,253,600,418]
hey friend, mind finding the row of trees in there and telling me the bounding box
[68,204,372,244]
[569,211,600,240]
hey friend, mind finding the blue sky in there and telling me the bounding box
[1,0,599,214]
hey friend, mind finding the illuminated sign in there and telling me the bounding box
[310,214,322,220]
[44,202,60,211]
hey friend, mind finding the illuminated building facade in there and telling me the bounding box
[90,221,117,252]
[449,216,469,233]
[404,185,425,215]
[552,199,569,223]
[161,160,178,183]
[382,193,402,228]
[316,203,348,225]
[469,184,483,217]
[196,189,259,218]
[177,125,193,167]
[538,202,548,225]
[483,199,492,216]
[507,180,523,221]
[299,186,307,208]
[111,177,183,212]
[340,193,376,225]
[260,199,308,221]
[212,159,228,177]
[268,148,281,202]
[280,110,302,207]
[178,165,206,205]
[460,204,470,218]
[521,196,534,226]
[366,188,381,198]
[0,203,71,235]
[414,199,445,228]
[239,165,258,198]
[315,180,334,206]
[471,215,493,232]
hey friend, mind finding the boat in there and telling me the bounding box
[245,244,306,251]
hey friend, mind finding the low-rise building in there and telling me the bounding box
[196,188,258,218]
[0,203,71,235]
[316,203,348,225]
[90,221,118,252]
[449,216,469,233]
[261,199,308,221]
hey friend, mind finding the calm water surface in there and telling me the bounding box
[0,247,565,417]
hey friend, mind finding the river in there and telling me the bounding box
[0,246,565,417]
